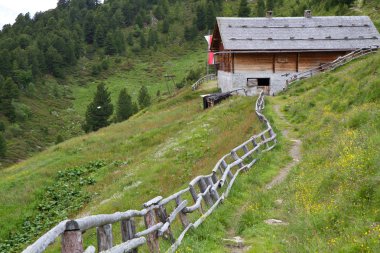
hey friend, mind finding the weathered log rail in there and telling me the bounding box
[191,74,217,91]
[23,91,276,253]
[285,45,379,87]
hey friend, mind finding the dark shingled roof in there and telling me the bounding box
[212,16,380,51]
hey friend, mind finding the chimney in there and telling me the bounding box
[266,11,273,18]
[304,10,312,18]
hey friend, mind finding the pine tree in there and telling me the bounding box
[83,83,114,133]
[0,133,6,158]
[138,85,151,109]
[162,19,169,33]
[266,0,275,11]
[238,0,251,17]
[257,0,266,17]
[196,5,206,30]
[206,2,216,29]
[116,88,133,122]
[140,34,146,49]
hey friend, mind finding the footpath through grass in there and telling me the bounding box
[178,52,380,253]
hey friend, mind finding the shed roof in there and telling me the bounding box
[211,16,380,52]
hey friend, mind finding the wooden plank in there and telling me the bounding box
[97,224,113,252]
[275,53,297,72]
[101,237,146,253]
[234,53,273,72]
[299,52,345,71]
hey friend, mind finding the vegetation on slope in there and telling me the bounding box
[0,87,263,252]
[178,52,380,252]
[0,0,220,167]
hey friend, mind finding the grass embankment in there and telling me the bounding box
[0,87,264,252]
[179,52,380,252]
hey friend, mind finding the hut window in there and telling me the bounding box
[247,78,258,87]
[258,78,270,86]
[247,78,270,87]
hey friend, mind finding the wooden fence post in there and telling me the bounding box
[144,208,160,253]
[206,177,220,202]
[61,220,83,253]
[121,218,137,253]
[189,185,203,213]
[198,178,213,207]
[97,224,113,252]
[175,196,189,229]
[155,206,175,243]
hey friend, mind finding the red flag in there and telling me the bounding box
[204,35,214,65]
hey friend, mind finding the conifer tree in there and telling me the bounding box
[206,1,216,29]
[257,0,266,17]
[238,0,251,17]
[140,34,146,49]
[0,133,6,158]
[266,0,275,11]
[138,85,151,109]
[83,83,114,133]
[162,19,169,33]
[116,88,133,122]
[196,5,207,30]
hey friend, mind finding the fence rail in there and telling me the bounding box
[191,74,217,91]
[285,45,379,87]
[23,91,276,253]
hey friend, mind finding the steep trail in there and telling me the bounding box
[265,104,302,189]
[224,99,301,252]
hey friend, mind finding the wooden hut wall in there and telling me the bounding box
[275,53,297,72]
[234,53,273,73]
[298,52,346,71]
[231,52,347,74]
[216,53,233,72]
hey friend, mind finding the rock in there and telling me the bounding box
[264,219,289,225]
[223,236,245,248]
[274,199,283,206]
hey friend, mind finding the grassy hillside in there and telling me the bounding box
[177,51,380,252]
[0,0,210,168]
[0,87,264,252]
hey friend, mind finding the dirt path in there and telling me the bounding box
[224,102,301,252]
[265,104,301,190]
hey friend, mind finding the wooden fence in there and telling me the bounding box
[23,92,276,253]
[191,74,217,91]
[285,45,379,87]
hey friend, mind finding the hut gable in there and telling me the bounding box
[211,16,380,52]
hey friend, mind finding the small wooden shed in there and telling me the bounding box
[210,11,380,95]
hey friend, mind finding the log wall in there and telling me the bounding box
[298,52,346,71]
[231,52,346,73]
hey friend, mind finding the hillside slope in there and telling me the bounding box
[0,87,264,252]
[177,51,380,252]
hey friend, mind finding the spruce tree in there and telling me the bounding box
[238,0,251,17]
[206,2,216,29]
[196,5,207,30]
[257,0,266,17]
[266,0,275,11]
[0,133,6,158]
[83,83,114,133]
[116,88,133,122]
[138,85,151,109]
